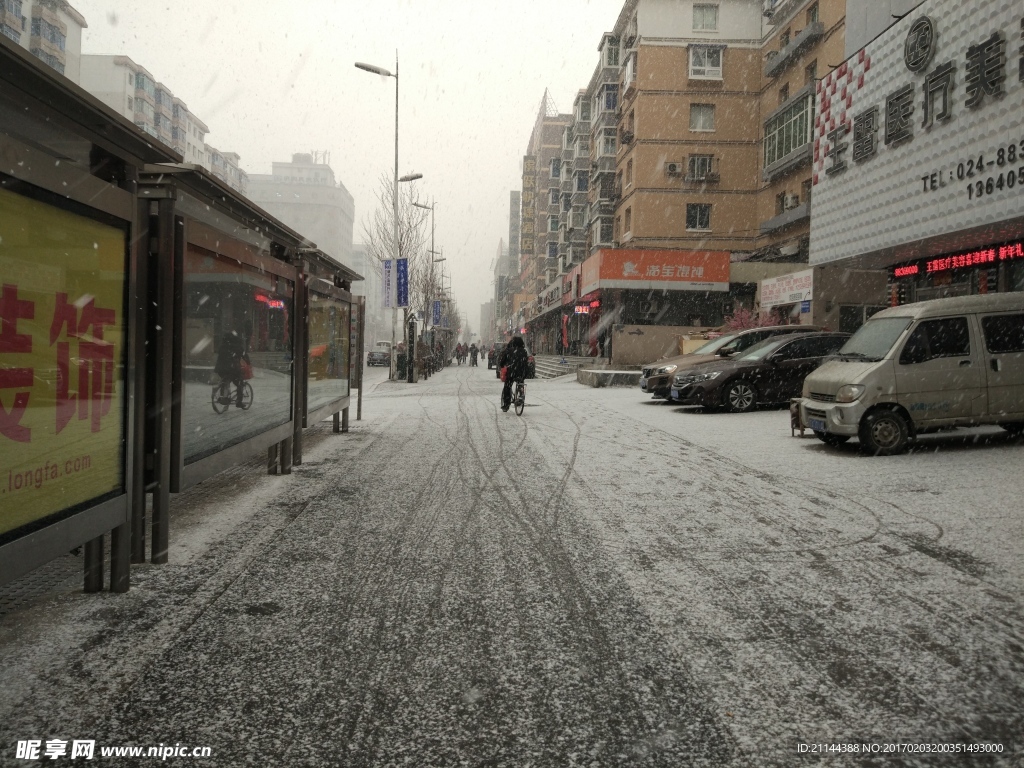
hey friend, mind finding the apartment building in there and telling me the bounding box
[515,93,571,337]
[755,0,846,262]
[79,54,248,194]
[247,152,355,270]
[1,0,86,81]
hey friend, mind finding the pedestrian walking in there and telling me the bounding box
[469,343,478,366]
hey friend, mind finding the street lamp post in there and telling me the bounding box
[355,55,422,380]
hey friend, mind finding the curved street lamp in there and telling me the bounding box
[355,56,422,379]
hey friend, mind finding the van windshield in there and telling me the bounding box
[690,333,738,355]
[836,317,913,361]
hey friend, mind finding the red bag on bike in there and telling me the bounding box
[240,359,253,380]
[500,366,508,382]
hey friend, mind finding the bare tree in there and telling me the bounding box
[360,173,430,319]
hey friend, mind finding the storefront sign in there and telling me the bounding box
[0,188,127,540]
[810,0,1024,265]
[580,249,730,295]
[574,305,590,314]
[761,269,815,309]
[890,239,1024,279]
[432,300,441,326]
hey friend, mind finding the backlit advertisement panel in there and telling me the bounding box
[0,186,127,541]
[810,0,1024,265]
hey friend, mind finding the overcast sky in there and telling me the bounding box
[72,0,627,333]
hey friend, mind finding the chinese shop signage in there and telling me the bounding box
[0,188,126,538]
[890,239,1024,279]
[761,269,814,310]
[810,0,1024,266]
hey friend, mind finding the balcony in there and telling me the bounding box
[764,21,825,78]
[762,142,812,182]
[759,200,810,234]
[593,155,616,175]
[595,109,617,131]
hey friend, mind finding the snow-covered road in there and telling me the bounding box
[1,364,1021,767]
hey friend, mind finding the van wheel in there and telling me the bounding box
[724,380,757,413]
[999,422,1024,435]
[814,431,850,447]
[859,410,909,455]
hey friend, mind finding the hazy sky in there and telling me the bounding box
[72,0,627,332]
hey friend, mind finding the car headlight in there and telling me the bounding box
[835,384,865,403]
[655,364,678,376]
[690,371,722,383]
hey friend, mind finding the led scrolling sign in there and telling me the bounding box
[891,239,1024,279]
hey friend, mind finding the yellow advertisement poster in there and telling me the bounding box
[0,187,126,538]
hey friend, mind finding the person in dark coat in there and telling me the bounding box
[498,336,529,412]
[469,343,478,366]
[214,329,250,406]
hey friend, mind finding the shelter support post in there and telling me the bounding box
[83,535,104,592]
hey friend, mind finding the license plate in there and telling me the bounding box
[640,377,648,390]
[808,418,826,432]
[670,388,680,399]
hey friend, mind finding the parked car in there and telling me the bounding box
[640,325,826,399]
[669,332,850,412]
[366,340,391,367]
[493,342,536,379]
[487,342,504,369]
[800,293,1024,454]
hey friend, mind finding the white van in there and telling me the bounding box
[799,293,1024,454]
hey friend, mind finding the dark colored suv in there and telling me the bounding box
[669,332,850,412]
[640,325,826,399]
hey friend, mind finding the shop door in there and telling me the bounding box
[980,313,1024,419]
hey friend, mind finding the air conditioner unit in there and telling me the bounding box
[666,162,682,176]
[621,130,635,144]
[785,194,800,209]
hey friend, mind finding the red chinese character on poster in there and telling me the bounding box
[49,293,116,434]
[0,284,35,442]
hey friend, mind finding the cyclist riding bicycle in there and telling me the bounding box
[214,329,250,407]
[498,336,529,412]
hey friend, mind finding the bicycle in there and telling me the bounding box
[513,379,525,416]
[211,379,254,413]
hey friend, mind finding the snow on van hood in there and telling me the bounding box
[803,359,886,396]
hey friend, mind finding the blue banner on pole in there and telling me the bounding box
[432,300,441,325]
[396,258,409,307]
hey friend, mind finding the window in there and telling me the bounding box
[806,2,819,24]
[613,217,620,240]
[693,4,718,31]
[579,101,591,121]
[801,179,813,205]
[690,46,722,79]
[575,172,588,192]
[550,159,561,179]
[626,159,633,186]
[548,242,558,258]
[779,84,789,105]
[764,94,812,167]
[690,104,715,131]
[776,192,787,215]
[689,155,714,179]
[0,23,19,42]
[602,128,617,156]
[627,109,635,134]
[605,42,619,67]
[549,188,559,205]
[29,17,38,35]
[6,0,22,15]
[128,72,134,85]
[603,85,618,112]
[686,203,711,230]
[981,314,1024,354]
[899,318,970,364]
[779,30,791,48]
[548,215,559,233]
[624,207,632,234]
[805,59,817,86]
